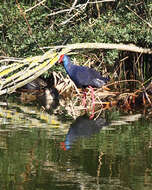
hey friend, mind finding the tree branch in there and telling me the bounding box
[49,43,152,54]
[25,0,46,13]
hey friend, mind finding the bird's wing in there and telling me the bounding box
[91,78,106,87]
[74,66,91,86]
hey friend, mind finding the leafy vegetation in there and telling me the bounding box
[0,0,152,81]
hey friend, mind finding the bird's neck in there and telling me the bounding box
[63,58,73,74]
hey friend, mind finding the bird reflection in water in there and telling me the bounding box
[60,115,108,150]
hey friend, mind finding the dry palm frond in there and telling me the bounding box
[0,48,70,96]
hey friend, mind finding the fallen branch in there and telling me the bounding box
[49,43,152,54]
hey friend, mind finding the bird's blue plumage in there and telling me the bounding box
[60,55,109,88]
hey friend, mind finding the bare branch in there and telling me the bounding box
[60,11,79,25]
[25,0,46,13]
[69,0,78,13]
[48,8,72,16]
[48,0,115,17]
[88,0,115,4]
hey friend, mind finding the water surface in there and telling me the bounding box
[0,98,152,190]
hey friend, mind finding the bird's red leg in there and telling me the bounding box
[89,86,95,119]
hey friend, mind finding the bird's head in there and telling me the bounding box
[58,54,71,68]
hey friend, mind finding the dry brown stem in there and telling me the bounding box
[54,71,152,118]
[16,0,32,35]
[126,5,152,28]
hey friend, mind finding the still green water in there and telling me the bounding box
[0,98,152,190]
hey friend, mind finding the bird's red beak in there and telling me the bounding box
[58,55,64,63]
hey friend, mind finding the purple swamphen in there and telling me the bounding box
[59,55,109,119]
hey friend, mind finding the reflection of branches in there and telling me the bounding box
[97,151,104,186]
